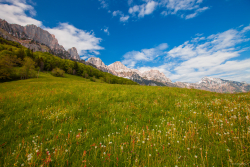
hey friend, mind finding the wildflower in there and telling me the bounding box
[65,149,68,152]
[103,152,106,155]
[195,155,197,158]
[187,148,190,150]
[142,141,145,144]
[226,149,230,152]
[200,148,202,151]
[27,153,33,161]
[149,154,151,157]
[121,146,123,150]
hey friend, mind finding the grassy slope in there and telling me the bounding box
[0,73,249,166]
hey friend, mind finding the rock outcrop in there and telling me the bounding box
[87,57,106,67]
[68,47,80,60]
[86,58,117,75]
[140,69,172,83]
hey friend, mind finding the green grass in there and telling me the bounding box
[0,72,249,167]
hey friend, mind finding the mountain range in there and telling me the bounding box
[87,57,250,93]
[0,18,249,93]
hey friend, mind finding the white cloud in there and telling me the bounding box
[129,1,158,18]
[122,43,168,68]
[127,0,209,19]
[0,0,42,26]
[160,0,209,19]
[128,0,133,6]
[241,24,250,33]
[112,10,123,16]
[142,25,250,83]
[185,6,209,19]
[45,23,104,57]
[98,0,108,9]
[162,0,202,14]
[103,27,110,35]
[113,10,130,22]
[120,15,130,22]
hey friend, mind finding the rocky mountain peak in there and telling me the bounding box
[68,47,80,60]
[198,77,223,85]
[108,61,130,71]
[87,57,106,67]
[140,69,172,83]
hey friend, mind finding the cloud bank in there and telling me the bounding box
[122,43,168,68]
[123,25,250,83]
[98,0,209,22]
[0,0,42,26]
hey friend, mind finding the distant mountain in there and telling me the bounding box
[87,57,174,86]
[87,57,250,93]
[176,77,250,93]
[0,19,80,60]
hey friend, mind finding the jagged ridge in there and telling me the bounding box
[0,19,80,60]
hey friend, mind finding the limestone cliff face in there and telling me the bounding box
[0,27,51,53]
[68,47,80,60]
[87,57,106,67]
[140,69,172,83]
[86,57,117,75]
[108,61,131,71]
[0,19,77,59]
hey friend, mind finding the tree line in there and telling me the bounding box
[0,37,138,85]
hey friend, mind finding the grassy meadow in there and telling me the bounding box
[0,72,249,167]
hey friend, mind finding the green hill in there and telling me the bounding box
[0,37,138,85]
[0,72,249,166]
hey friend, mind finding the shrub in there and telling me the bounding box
[0,55,20,80]
[20,57,36,79]
[51,68,65,77]
[90,76,96,82]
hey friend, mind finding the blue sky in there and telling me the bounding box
[0,0,250,83]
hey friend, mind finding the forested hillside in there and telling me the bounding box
[0,37,138,85]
